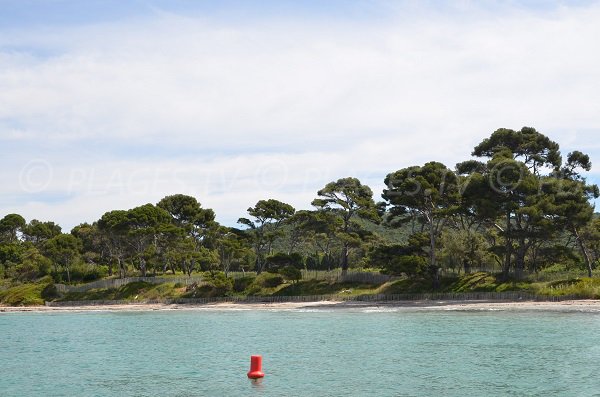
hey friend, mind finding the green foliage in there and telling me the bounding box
[157,194,216,229]
[439,230,496,273]
[449,272,534,293]
[256,272,284,288]
[11,247,52,281]
[201,271,234,295]
[44,233,82,283]
[237,199,296,274]
[0,277,53,306]
[2,126,600,292]
[383,162,461,220]
[41,283,59,300]
[275,280,377,296]
[22,220,62,245]
[311,177,379,271]
[379,278,436,294]
[312,177,379,223]
[244,273,285,295]
[70,263,108,282]
[61,281,184,301]
[531,245,580,272]
[279,265,302,283]
[382,255,427,278]
[214,227,253,274]
[233,275,255,292]
[196,247,220,273]
[369,233,429,278]
[383,162,461,287]
[451,272,502,292]
[266,252,303,272]
[537,278,600,298]
[472,126,561,171]
[0,243,26,276]
[0,214,26,243]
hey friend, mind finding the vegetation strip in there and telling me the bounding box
[46,291,578,307]
[2,127,600,306]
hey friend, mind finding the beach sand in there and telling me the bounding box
[2,299,600,313]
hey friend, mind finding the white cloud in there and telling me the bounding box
[1,3,600,229]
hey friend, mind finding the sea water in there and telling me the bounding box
[1,307,600,397]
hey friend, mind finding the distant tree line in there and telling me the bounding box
[1,127,599,286]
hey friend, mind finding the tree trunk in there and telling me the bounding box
[514,242,527,280]
[341,242,349,277]
[502,213,512,281]
[65,262,71,283]
[187,259,194,277]
[255,255,262,275]
[573,226,593,278]
[429,215,440,289]
[463,259,471,274]
[140,257,146,277]
[117,257,125,279]
[107,258,113,276]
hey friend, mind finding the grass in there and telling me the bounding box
[448,272,535,293]
[0,277,53,306]
[274,280,379,296]
[5,267,600,306]
[535,278,600,298]
[60,282,186,302]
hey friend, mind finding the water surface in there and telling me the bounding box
[1,307,599,396]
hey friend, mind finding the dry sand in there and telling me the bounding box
[2,299,600,313]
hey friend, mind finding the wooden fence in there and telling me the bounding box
[46,291,576,307]
[299,270,393,284]
[55,271,392,294]
[55,276,205,294]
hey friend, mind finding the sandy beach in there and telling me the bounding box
[2,299,600,313]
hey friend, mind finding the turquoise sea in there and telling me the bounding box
[1,307,600,397]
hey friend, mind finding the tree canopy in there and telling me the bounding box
[1,126,598,287]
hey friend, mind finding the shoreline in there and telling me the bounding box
[2,299,600,313]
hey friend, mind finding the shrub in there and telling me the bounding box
[0,277,53,306]
[41,283,59,300]
[257,273,284,288]
[69,263,108,283]
[279,266,302,283]
[382,255,427,278]
[233,276,255,292]
[244,273,285,295]
[200,272,234,296]
[265,252,304,272]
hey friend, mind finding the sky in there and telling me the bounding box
[1,0,600,231]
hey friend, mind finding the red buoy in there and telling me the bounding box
[247,355,265,379]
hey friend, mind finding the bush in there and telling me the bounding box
[69,263,108,283]
[382,255,427,278]
[201,272,234,296]
[279,266,302,283]
[265,252,304,272]
[41,283,59,300]
[233,276,255,292]
[257,273,284,288]
[244,273,285,295]
[0,277,53,306]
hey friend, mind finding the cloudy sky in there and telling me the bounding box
[1,0,600,231]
